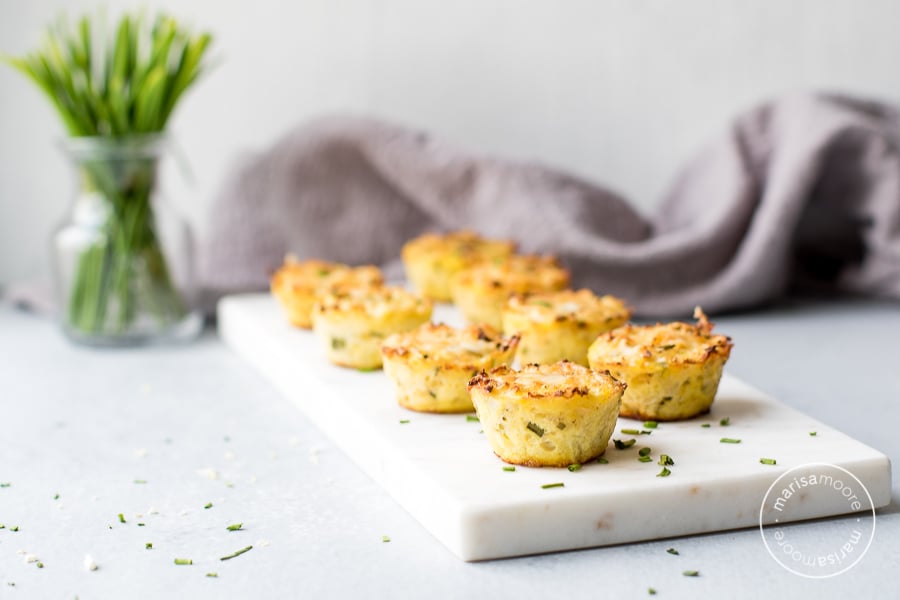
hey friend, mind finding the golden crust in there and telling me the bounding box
[450,254,570,329]
[468,361,625,467]
[401,230,516,302]
[311,285,432,369]
[502,289,631,366]
[381,323,520,413]
[270,256,383,328]
[587,307,733,421]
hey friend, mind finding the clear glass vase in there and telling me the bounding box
[52,135,202,346]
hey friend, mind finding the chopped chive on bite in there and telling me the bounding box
[720,438,741,444]
[541,482,565,489]
[760,458,777,465]
[526,422,545,437]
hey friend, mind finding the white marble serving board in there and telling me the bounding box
[218,294,892,561]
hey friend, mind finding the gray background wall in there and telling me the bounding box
[3,0,900,285]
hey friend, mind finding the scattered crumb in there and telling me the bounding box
[197,468,219,480]
[135,513,143,519]
[308,446,322,464]
[84,555,98,571]
[148,507,159,515]
[223,451,235,461]
[134,448,148,459]
[269,451,278,460]
[288,436,300,447]
[255,539,270,548]
[179,509,191,516]
[248,476,257,484]
[139,382,152,395]
[23,553,38,564]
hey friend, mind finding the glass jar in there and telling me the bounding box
[53,135,202,346]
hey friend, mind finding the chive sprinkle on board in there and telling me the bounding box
[657,467,671,478]
[226,523,243,531]
[760,458,777,465]
[382,535,390,543]
[502,466,516,472]
[720,438,741,444]
[466,415,479,422]
[220,546,253,561]
[643,421,658,429]
[720,417,730,426]
[204,502,213,509]
[682,570,699,577]
[666,547,679,555]
[174,558,192,565]
[117,513,126,524]
[541,482,565,489]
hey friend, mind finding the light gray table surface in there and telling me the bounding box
[1,299,898,599]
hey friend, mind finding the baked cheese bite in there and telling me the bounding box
[270,256,384,328]
[587,307,733,421]
[502,289,631,366]
[381,324,520,413]
[401,230,516,302]
[312,285,432,370]
[468,361,625,467]
[450,254,570,329]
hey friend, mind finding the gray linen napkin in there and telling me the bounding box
[200,93,900,317]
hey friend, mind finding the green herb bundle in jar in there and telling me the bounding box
[4,13,213,345]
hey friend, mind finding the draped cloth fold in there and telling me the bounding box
[200,94,900,317]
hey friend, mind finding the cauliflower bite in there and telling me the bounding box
[450,254,570,329]
[312,285,432,369]
[401,230,516,302]
[381,324,520,413]
[270,256,384,328]
[587,307,733,421]
[468,361,625,467]
[502,289,631,366]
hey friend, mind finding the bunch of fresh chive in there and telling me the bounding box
[4,13,212,136]
[3,13,213,338]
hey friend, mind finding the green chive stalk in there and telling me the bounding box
[3,13,212,340]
